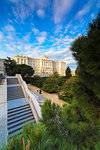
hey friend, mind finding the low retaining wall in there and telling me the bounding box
[16,74,41,122]
[0,79,8,148]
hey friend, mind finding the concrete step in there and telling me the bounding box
[7,78,19,85]
[8,113,33,124]
[8,106,31,114]
[9,129,22,138]
[7,95,25,101]
[8,119,35,136]
[8,97,25,101]
[8,104,30,111]
[7,86,25,100]
[7,86,24,92]
[8,116,34,130]
[8,110,32,119]
[7,94,24,98]
[7,92,24,96]
[8,110,32,121]
[8,114,34,125]
[8,107,31,116]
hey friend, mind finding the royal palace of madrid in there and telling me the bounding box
[14,54,66,77]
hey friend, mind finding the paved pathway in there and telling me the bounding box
[28,84,67,107]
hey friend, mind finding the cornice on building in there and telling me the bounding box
[14,54,66,64]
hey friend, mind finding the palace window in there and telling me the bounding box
[21,59,23,64]
[24,59,26,64]
[17,58,19,63]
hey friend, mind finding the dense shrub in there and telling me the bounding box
[25,76,47,88]
[42,72,66,93]
[42,77,59,93]
[25,73,67,94]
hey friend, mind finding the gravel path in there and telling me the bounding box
[28,84,67,107]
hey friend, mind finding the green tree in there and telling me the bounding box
[4,57,17,75]
[70,12,100,120]
[59,77,76,103]
[25,75,47,88]
[42,72,60,93]
[41,12,100,150]
[52,71,59,78]
[13,64,34,79]
[75,66,79,75]
[66,66,72,79]
[42,76,58,93]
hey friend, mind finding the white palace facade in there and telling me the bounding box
[14,54,66,77]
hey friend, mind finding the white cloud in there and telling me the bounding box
[5,25,15,32]
[24,44,32,50]
[10,0,50,21]
[23,33,30,41]
[7,36,13,40]
[45,48,69,61]
[0,32,3,39]
[46,48,67,55]
[11,1,35,21]
[63,35,74,44]
[55,25,63,34]
[76,0,92,18]
[69,31,75,34]
[64,22,72,33]
[36,0,50,8]
[36,31,47,44]
[37,37,46,44]
[25,47,42,58]
[5,44,16,51]
[8,19,14,24]
[40,32,47,36]
[53,0,75,24]
[17,45,22,50]
[50,34,75,49]
[32,28,39,34]
[0,51,10,58]
[64,56,76,64]
[37,9,45,18]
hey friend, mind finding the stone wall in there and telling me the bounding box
[0,59,5,75]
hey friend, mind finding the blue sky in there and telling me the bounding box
[0,0,100,71]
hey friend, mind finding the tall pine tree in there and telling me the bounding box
[66,66,72,79]
[71,12,100,121]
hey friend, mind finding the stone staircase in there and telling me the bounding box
[7,77,35,137]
